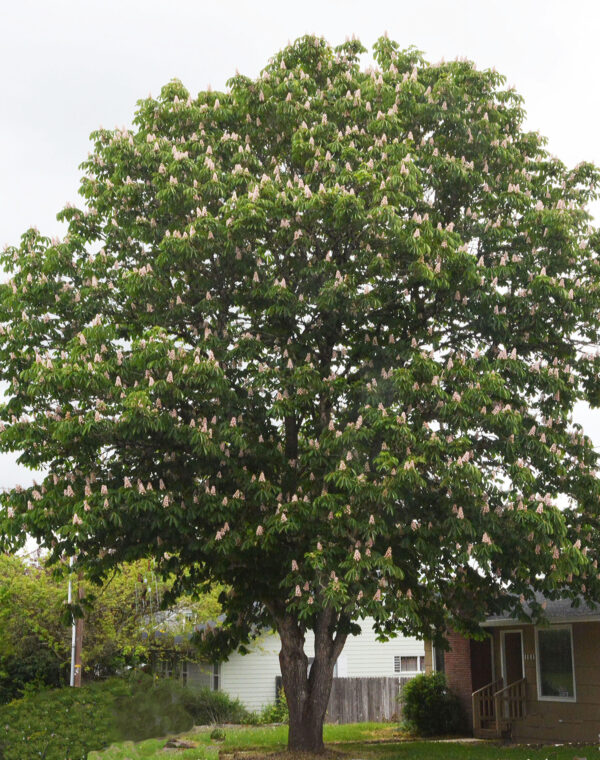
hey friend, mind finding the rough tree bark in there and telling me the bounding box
[278,609,348,753]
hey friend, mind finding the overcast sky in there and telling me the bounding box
[1,0,599,488]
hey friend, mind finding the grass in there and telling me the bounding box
[89,723,600,760]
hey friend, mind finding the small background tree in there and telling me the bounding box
[0,554,220,700]
[1,35,600,752]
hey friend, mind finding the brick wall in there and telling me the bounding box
[444,630,473,725]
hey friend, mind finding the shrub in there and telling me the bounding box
[0,646,64,704]
[210,727,226,741]
[400,672,466,736]
[257,687,289,724]
[112,673,195,741]
[0,672,236,759]
[181,685,249,724]
[0,678,128,760]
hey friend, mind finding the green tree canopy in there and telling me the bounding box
[1,35,600,751]
[0,553,221,702]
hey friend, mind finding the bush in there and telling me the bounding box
[0,671,252,758]
[0,672,247,759]
[400,672,466,736]
[112,673,195,741]
[0,678,129,760]
[210,727,226,741]
[0,646,64,704]
[181,685,249,724]
[256,687,289,724]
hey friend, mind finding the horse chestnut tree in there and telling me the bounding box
[2,35,600,751]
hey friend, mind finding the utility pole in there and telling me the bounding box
[68,560,84,687]
[74,578,84,687]
[69,558,76,687]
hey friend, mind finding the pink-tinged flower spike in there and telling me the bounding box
[256,525,263,536]
[295,585,302,597]
[482,533,492,545]
[124,477,132,488]
[291,559,298,571]
[353,549,361,561]
[73,513,83,525]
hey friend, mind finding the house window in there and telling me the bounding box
[536,627,576,701]
[213,663,220,691]
[394,655,425,673]
[158,659,174,679]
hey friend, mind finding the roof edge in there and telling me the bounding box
[483,615,600,627]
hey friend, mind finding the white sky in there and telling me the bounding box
[0,0,599,489]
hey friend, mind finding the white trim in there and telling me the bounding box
[499,629,524,685]
[534,624,577,703]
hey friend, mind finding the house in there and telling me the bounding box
[155,616,425,713]
[425,596,600,743]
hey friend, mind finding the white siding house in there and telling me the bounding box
[186,617,424,711]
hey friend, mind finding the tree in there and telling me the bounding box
[0,553,221,700]
[1,34,600,751]
[0,554,67,701]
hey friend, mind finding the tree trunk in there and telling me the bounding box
[277,611,347,753]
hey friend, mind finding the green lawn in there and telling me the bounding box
[89,723,599,760]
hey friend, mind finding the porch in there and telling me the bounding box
[471,628,527,739]
[472,677,527,739]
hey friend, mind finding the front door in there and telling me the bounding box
[470,636,493,692]
[502,631,523,685]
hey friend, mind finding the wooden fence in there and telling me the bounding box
[276,676,411,724]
